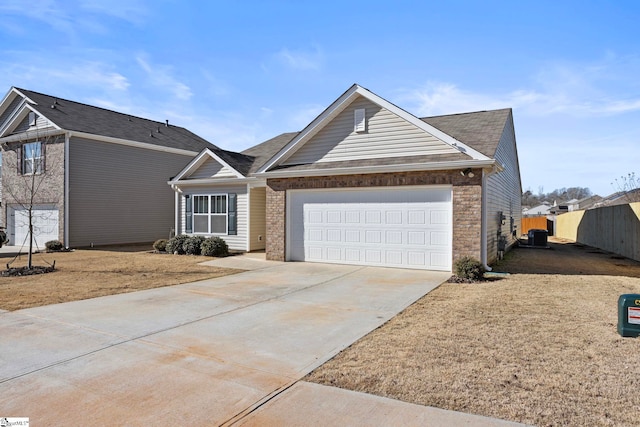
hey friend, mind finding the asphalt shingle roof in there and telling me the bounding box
[421,108,512,158]
[15,87,215,153]
[241,132,299,174]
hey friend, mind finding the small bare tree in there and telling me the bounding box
[1,131,64,269]
[612,172,640,203]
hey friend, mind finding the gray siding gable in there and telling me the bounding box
[282,96,459,165]
[186,156,240,180]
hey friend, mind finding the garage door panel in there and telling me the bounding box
[386,230,403,244]
[386,251,403,265]
[431,253,450,268]
[345,211,360,223]
[345,248,360,261]
[345,230,360,242]
[408,210,426,224]
[408,231,426,245]
[431,210,450,224]
[289,187,452,271]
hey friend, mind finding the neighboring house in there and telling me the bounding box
[523,202,552,216]
[170,84,522,271]
[593,189,640,208]
[0,87,214,248]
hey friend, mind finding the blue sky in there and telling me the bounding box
[1,0,638,197]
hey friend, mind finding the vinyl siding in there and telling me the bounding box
[485,112,522,264]
[0,96,22,131]
[68,137,194,246]
[13,113,54,134]
[186,157,239,179]
[284,95,458,165]
[177,184,248,251]
[249,187,266,251]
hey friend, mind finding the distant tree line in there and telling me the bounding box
[522,187,592,207]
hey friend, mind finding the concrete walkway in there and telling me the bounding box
[1,256,526,426]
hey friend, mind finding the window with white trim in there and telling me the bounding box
[192,194,227,234]
[22,141,44,175]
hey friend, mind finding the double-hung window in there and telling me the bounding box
[193,194,227,234]
[21,141,44,175]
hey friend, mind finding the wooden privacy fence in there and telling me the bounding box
[556,202,640,262]
[522,216,554,236]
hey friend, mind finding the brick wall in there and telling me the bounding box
[2,136,66,243]
[265,170,483,267]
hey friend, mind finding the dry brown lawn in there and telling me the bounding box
[0,245,240,311]
[307,239,640,427]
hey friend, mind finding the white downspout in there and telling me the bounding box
[481,168,494,271]
[64,132,70,247]
[246,183,251,252]
[173,185,179,237]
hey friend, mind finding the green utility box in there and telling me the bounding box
[618,294,640,337]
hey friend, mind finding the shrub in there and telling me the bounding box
[200,236,229,257]
[454,256,486,281]
[166,235,189,255]
[153,239,168,253]
[183,235,205,255]
[45,240,64,251]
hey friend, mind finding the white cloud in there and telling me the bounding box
[276,46,324,71]
[136,55,192,101]
[79,0,149,25]
[399,54,640,118]
[0,58,130,93]
[0,0,74,35]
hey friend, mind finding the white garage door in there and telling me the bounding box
[10,206,59,249]
[288,187,452,271]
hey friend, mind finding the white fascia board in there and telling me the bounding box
[172,148,245,181]
[168,177,262,186]
[354,86,491,161]
[257,84,361,173]
[259,159,496,179]
[0,88,21,123]
[11,88,37,105]
[67,130,198,156]
[172,148,211,181]
[0,128,66,143]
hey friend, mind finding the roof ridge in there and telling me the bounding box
[420,107,511,120]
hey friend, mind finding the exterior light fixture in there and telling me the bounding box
[460,168,475,178]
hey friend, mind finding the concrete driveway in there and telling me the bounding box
[0,258,522,426]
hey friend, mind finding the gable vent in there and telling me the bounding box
[354,108,366,133]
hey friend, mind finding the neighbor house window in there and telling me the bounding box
[20,141,44,175]
[192,194,227,234]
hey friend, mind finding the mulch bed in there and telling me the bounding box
[1,266,56,277]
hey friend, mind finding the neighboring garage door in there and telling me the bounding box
[9,205,59,249]
[287,186,452,271]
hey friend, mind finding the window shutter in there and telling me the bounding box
[185,195,192,233]
[228,193,237,235]
[17,144,22,175]
[41,141,46,173]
